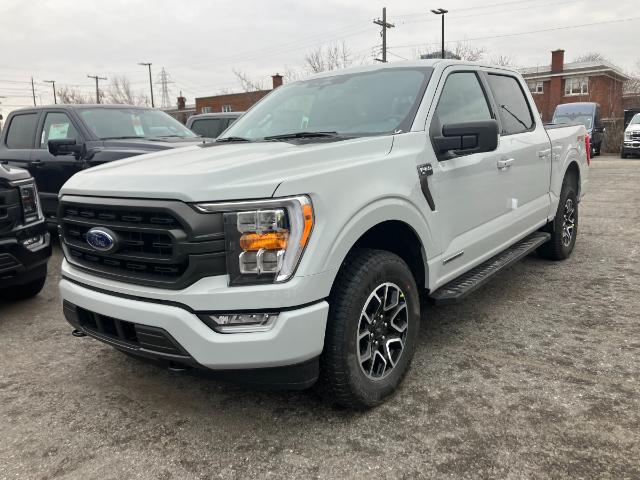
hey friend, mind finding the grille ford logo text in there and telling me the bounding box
[86,227,118,253]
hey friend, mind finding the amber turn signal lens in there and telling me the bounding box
[240,232,289,251]
[300,203,313,247]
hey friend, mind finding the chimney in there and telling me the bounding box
[177,95,186,111]
[272,73,283,89]
[551,49,565,73]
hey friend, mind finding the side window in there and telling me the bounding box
[434,72,492,126]
[487,74,534,135]
[40,112,80,148]
[5,113,39,149]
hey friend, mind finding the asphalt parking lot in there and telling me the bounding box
[1,156,639,479]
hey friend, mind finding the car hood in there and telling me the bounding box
[0,163,32,183]
[626,124,640,133]
[61,136,394,202]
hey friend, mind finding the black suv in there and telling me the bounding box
[0,105,208,224]
[0,163,51,300]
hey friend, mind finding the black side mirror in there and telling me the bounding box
[48,139,83,159]
[434,120,499,157]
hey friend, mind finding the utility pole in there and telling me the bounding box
[44,80,56,104]
[87,74,107,103]
[157,67,173,109]
[138,62,155,107]
[31,77,36,106]
[431,8,449,59]
[373,7,394,63]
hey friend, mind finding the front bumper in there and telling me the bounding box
[59,278,329,373]
[0,223,51,289]
[623,142,640,152]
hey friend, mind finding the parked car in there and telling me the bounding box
[0,105,210,225]
[0,163,51,300]
[552,102,604,156]
[621,112,640,158]
[58,61,589,408]
[186,112,244,138]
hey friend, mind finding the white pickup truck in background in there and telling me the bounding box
[57,60,589,408]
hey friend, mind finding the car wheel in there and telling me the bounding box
[318,248,420,409]
[621,150,627,159]
[538,181,578,261]
[0,268,47,301]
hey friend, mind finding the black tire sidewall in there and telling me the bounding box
[554,186,578,258]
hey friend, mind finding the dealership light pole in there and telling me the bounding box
[43,80,57,104]
[431,8,448,59]
[138,62,155,108]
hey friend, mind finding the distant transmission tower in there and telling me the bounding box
[157,67,173,109]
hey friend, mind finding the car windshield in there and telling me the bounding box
[631,114,640,125]
[220,67,432,141]
[553,114,593,129]
[78,107,197,140]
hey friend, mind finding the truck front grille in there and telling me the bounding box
[59,196,227,289]
[0,185,21,233]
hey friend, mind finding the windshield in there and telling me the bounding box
[78,107,197,140]
[553,114,593,130]
[631,114,640,125]
[220,67,432,141]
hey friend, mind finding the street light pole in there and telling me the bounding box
[44,80,57,104]
[431,8,448,59]
[138,62,155,107]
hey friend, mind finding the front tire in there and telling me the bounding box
[318,249,420,409]
[538,182,578,261]
[0,268,47,301]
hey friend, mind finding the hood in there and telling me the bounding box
[100,137,212,154]
[61,136,394,202]
[626,124,640,133]
[0,163,32,183]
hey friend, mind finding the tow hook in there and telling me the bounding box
[71,329,87,337]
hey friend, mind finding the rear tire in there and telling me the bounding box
[0,269,47,301]
[538,181,578,261]
[318,249,420,409]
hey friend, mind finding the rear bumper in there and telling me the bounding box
[60,278,328,378]
[0,223,51,289]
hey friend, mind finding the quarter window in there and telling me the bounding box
[434,72,492,126]
[488,74,534,135]
[5,113,38,149]
[565,76,589,96]
[40,112,80,148]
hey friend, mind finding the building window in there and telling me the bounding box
[202,107,212,113]
[527,81,544,94]
[221,105,233,112]
[565,76,589,96]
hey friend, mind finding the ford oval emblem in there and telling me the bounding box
[86,227,118,253]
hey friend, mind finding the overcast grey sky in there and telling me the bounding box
[0,0,637,116]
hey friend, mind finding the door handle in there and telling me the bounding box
[28,159,44,168]
[497,158,514,170]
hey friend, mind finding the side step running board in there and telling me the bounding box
[430,232,551,305]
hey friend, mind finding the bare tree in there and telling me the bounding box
[305,41,357,73]
[57,86,93,104]
[489,54,519,68]
[106,76,149,106]
[232,68,266,92]
[416,41,485,62]
[573,52,610,63]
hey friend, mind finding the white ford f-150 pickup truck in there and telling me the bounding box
[58,60,589,408]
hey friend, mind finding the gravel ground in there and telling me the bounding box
[1,157,639,480]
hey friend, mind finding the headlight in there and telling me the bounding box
[193,196,314,285]
[19,183,43,224]
[625,131,632,141]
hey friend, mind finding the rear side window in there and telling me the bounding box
[190,118,228,138]
[5,113,38,149]
[434,72,492,126]
[40,112,80,148]
[488,74,534,135]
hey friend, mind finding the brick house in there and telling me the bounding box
[195,74,283,115]
[520,50,630,123]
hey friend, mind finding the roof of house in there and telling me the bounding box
[519,60,631,81]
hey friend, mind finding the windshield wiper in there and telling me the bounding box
[216,136,252,143]
[101,136,145,140]
[264,131,339,140]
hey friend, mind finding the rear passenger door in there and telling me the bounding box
[484,72,551,239]
[0,111,40,174]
